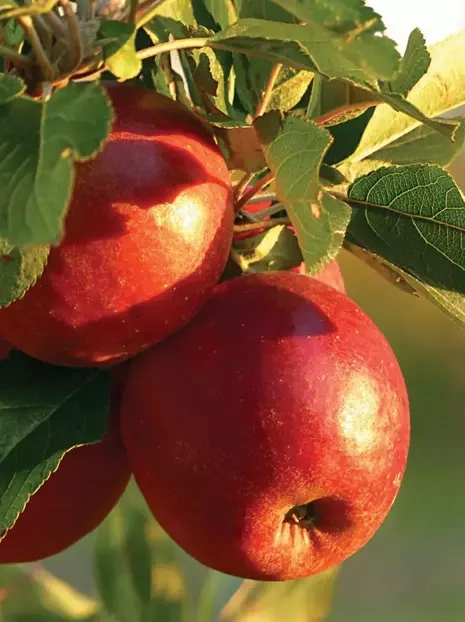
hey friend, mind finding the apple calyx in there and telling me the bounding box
[284,501,319,530]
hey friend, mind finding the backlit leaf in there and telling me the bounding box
[347,164,465,298]
[0,82,113,246]
[255,111,351,273]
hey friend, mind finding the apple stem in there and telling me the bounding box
[16,15,55,80]
[0,44,33,69]
[136,37,209,60]
[41,11,67,39]
[233,172,255,205]
[255,62,283,118]
[234,171,275,213]
[60,0,84,74]
[233,217,291,234]
[241,191,277,205]
[242,203,286,222]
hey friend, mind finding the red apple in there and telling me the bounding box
[0,338,10,360]
[121,271,409,581]
[0,379,131,563]
[0,84,233,367]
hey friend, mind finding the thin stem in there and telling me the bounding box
[241,202,285,221]
[234,171,274,213]
[42,11,67,39]
[159,52,177,100]
[136,37,209,60]
[72,65,104,82]
[233,172,255,203]
[16,16,55,80]
[60,0,83,73]
[255,62,282,118]
[233,217,291,234]
[0,44,33,68]
[128,0,139,23]
[32,15,53,56]
[242,190,277,205]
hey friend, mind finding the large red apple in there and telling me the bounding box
[0,380,131,563]
[0,84,233,367]
[121,271,409,581]
[236,198,345,293]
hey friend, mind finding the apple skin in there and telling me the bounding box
[121,271,409,581]
[0,84,233,367]
[0,378,131,563]
[294,260,346,293]
[0,338,10,360]
[236,199,346,293]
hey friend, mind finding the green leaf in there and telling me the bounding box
[271,0,400,85]
[232,55,270,115]
[0,351,112,534]
[143,18,209,109]
[389,28,431,96]
[94,493,153,622]
[236,0,296,22]
[2,19,23,46]
[210,18,398,86]
[0,73,24,103]
[272,0,385,32]
[191,47,237,116]
[231,0,296,114]
[99,21,141,80]
[306,78,378,125]
[140,0,195,25]
[264,66,313,113]
[0,565,99,622]
[233,225,303,272]
[255,111,351,272]
[221,567,339,622]
[0,81,113,246]
[210,21,458,148]
[347,164,465,298]
[324,107,375,165]
[343,118,465,177]
[194,0,237,29]
[0,239,49,307]
[340,30,465,179]
[377,90,457,142]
